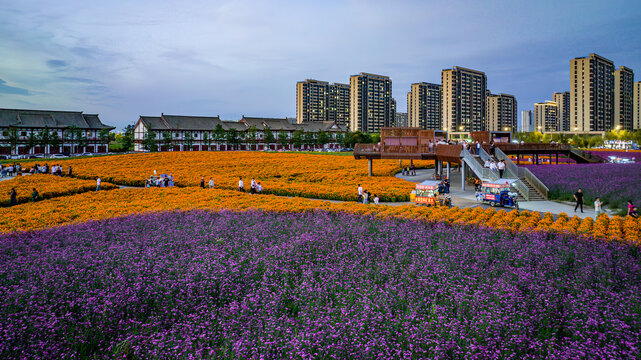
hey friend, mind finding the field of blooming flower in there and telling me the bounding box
[18,152,433,202]
[525,163,641,213]
[0,210,639,358]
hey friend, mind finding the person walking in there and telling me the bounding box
[257,182,262,194]
[362,191,369,204]
[9,188,17,206]
[594,197,602,218]
[475,141,481,155]
[68,166,73,177]
[238,177,244,192]
[250,178,257,194]
[31,188,40,202]
[208,177,214,189]
[484,159,490,168]
[200,176,205,188]
[574,188,584,213]
[497,160,505,178]
[95,177,101,191]
[489,161,498,173]
[357,184,363,203]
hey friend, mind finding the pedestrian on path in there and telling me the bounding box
[31,188,39,202]
[594,197,602,218]
[357,184,363,203]
[208,177,214,189]
[489,161,498,172]
[96,177,101,191]
[238,177,244,192]
[574,188,584,213]
[9,188,17,206]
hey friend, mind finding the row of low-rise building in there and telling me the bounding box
[523,53,640,134]
[133,114,346,152]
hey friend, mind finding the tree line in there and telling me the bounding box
[5,126,111,154]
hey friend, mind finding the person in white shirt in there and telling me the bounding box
[497,160,506,178]
[489,161,498,172]
[594,197,602,218]
[208,177,214,189]
[257,182,262,194]
[96,177,101,191]
[373,195,379,205]
[250,178,257,194]
[238,177,244,192]
[484,159,490,168]
[357,185,363,202]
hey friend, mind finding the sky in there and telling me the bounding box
[1,0,640,130]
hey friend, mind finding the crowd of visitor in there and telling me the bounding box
[356,184,378,205]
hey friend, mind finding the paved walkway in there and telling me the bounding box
[396,168,609,219]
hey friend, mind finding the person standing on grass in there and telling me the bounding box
[357,184,363,203]
[31,188,39,202]
[9,188,17,206]
[238,177,244,192]
[594,197,602,218]
[208,177,214,189]
[497,160,505,178]
[200,176,205,188]
[574,188,584,213]
[96,177,101,191]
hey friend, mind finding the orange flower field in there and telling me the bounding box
[0,187,639,244]
[0,174,117,207]
[19,152,433,201]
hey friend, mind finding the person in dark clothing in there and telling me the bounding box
[31,188,39,202]
[574,188,584,213]
[200,176,205,188]
[68,166,73,177]
[9,188,17,206]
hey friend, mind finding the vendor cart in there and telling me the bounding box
[481,179,519,209]
[414,180,440,206]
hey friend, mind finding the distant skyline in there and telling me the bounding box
[1,0,641,130]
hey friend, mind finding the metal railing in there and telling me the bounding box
[494,147,548,200]
[461,148,498,181]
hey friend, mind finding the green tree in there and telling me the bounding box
[50,131,61,153]
[370,132,381,144]
[342,130,353,147]
[304,132,316,148]
[226,129,239,150]
[247,126,258,143]
[8,127,18,154]
[99,129,110,145]
[213,124,226,148]
[65,126,79,153]
[184,131,194,151]
[117,125,134,152]
[292,129,304,149]
[26,130,38,154]
[39,127,51,154]
[277,131,289,149]
[263,127,275,145]
[334,132,345,147]
[316,131,330,147]
[163,131,174,151]
[142,124,158,152]
[203,132,211,151]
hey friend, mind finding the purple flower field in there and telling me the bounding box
[1,210,640,358]
[525,163,641,211]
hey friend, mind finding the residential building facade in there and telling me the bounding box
[296,79,351,127]
[133,114,346,152]
[520,110,534,132]
[349,72,393,133]
[570,53,615,132]
[635,81,641,130]
[486,93,517,132]
[395,112,408,127]
[614,66,634,130]
[327,83,350,127]
[442,66,487,135]
[553,91,570,131]
[534,101,559,133]
[407,82,442,129]
[0,108,114,155]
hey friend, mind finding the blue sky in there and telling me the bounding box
[1,0,640,130]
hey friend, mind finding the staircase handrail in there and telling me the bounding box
[477,146,493,163]
[494,147,548,200]
[461,148,497,181]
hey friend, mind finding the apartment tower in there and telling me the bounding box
[349,73,393,133]
[552,91,570,131]
[442,66,487,133]
[486,93,517,132]
[634,81,641,130]
[407,82,442,129]
[614,66,634,131]
[534,101,559,133]
[296,79,350,127]
[520,110,534,132]
[570,53,615,132]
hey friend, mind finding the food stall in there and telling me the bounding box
[481,179,519,209]
[413,180,440,206]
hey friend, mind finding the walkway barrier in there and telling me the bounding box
[495,148,548,200]
[461,148,498,182]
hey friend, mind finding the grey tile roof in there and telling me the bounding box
[0,108,114,129]
[296,121,343,132]
[139,116,169,130]
[221,121,247,131]
[161,114,223,131]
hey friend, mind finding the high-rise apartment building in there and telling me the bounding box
[395,112,408,127]
[442,66,487,133]
[614,66,634,131]
[570,53,615,132]
[327,83,350,127]
[634,82,641,130]
[407,82,442,129]
[534,101,559,133]
[553,91,570,131]
[296,79,350,127]
[520,110,534,132]
[349,73,393,133]
[486,93,517,132]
